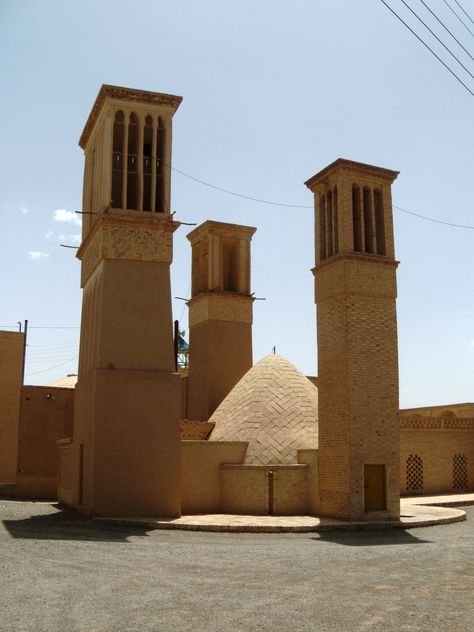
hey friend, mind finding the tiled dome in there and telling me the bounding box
[209,355,318,465]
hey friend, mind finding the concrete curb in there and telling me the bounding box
[95,505,466,534]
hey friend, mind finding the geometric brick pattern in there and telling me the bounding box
[400,417,474,430]
[406,454,423,492]
[180,420,215,440]
[209,355,318,465]
[453,453,468,491]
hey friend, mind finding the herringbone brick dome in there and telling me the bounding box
[209,355,318,464]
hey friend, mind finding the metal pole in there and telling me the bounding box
[174,320,179,373]
[21,319,28,385]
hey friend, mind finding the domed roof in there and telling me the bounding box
[45,374,78,389]
[209,355,318,465]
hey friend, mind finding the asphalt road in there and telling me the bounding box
[1,501,473,632]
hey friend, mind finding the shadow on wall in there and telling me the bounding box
[2,503,152,543]
[311,529,431,547]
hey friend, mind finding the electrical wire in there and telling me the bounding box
[28,341,79,348]
[170,164,311,208]
[399,0,473,78]
[25,356,78,377]
[418,0,473,61]
[27,326,80,329]
[379,0,474,96]
[170,162,474,229]
[453,0,474,26]
[393,204,474,229]
[441,0,474,37]
[178,279,191,323]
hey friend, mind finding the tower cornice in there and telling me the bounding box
[305,158,399,191]
[79,84,183,149]
[187,220,256,245]
[313,251,400,274]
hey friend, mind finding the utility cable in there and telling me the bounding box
[169,162,474,229]
[379,0,474,96]
[393,204,474,229]
[441,0,474,37]
[25,356,78,377]
[170,164,312,208]
[418,0,473,60]
[178,279,191,323]
[399,0,473,77]
[27,326,80,329]
[453,0,474,26]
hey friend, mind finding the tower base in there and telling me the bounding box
[73,368,181,518]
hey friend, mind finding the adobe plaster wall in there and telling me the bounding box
[81,369,181,517]
[220,464,311,515]
[0,331,24,484]
[181,440,247,514]
[187,318,253,422]
[297,448,319,515]
[16,386,74,499]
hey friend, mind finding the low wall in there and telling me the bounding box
[297,449,319,514]
[400,418,474,495]
[181,441,248,514]
[16,386,74,499]
[220,464,310,515]
[0,331,24,484]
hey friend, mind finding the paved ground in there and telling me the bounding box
[99,496,466,533]
[1,501,474,631]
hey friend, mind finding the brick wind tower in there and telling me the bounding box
[73,85,182,517]
[186,221,256,421]
[305,159,400,521]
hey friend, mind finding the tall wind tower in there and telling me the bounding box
[305,159,400,521]
[73,85,182,517]
[186,221,256,421]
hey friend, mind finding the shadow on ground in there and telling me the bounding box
[312,529,431,546]
[2,504,152,543]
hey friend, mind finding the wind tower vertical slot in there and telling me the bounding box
[143,115,153,211]
[111,111,124,208]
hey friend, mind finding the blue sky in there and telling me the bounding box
[0,0,473,407]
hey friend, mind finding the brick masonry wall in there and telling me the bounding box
[400,420,474,494]
[317,256,399,520]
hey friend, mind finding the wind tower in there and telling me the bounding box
[73,85,182,517]
[305,159,400,521]
[186,221,256,421]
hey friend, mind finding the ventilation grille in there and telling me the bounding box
[406,454,423,492]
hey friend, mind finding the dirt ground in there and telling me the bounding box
[1,501,473,632]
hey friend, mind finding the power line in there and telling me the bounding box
[441,0,474,37]
[25,356,78,377]
[418,0,473,61]
[399,0,473,78]
[28,326,80,329]
[453,0,474,26]
[170,164,311,208]
[393,204,474,229]
[171,162,474,229]
[379,0,474,96]
[28,341,79,348]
